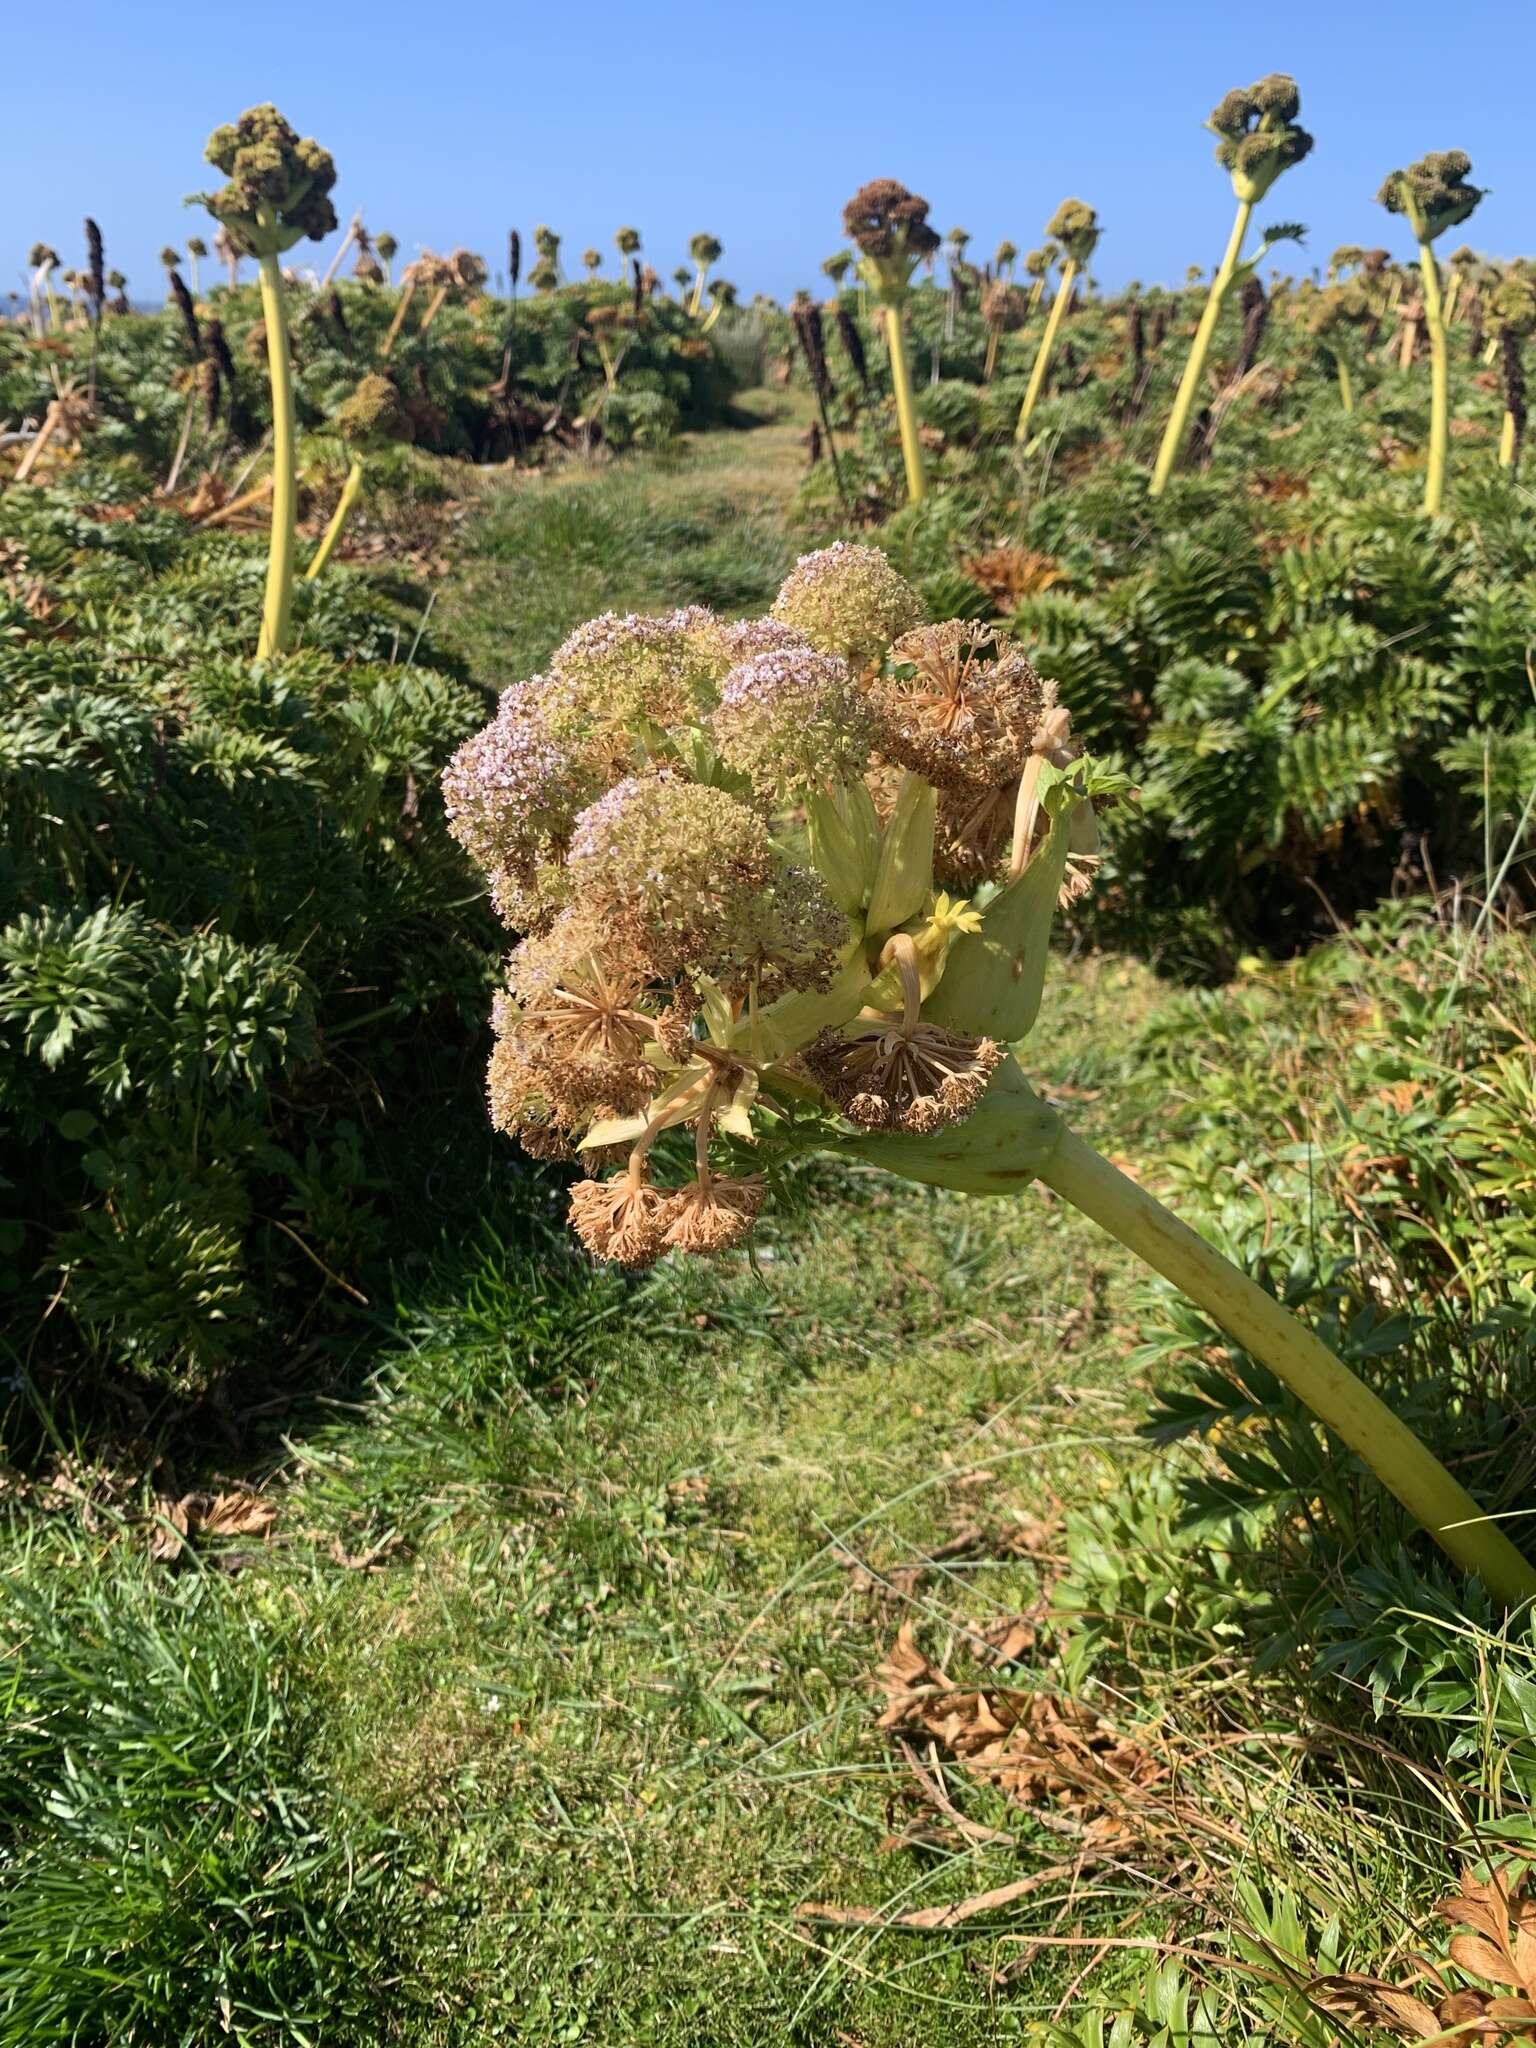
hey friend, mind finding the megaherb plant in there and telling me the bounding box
[1378,151,1486,512]
[198,104,338,656]
[842,180,941,504]
[1015,199,1100,444]
[444,545,1536,1606]
[1150,73,1311,497]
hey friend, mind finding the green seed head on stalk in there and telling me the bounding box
[842,178,941,302]
[1491,270,1536,339]
[186,235,207,260]
[1044,200,1100,267]
[689,232,722,268]
[994,239,1018,274]
[441,546,1098,1262]
[160,246,181,271]
[1377,151,1485,245]
[822,251,853,288]
[1024,245,1054,281]
[615,225,641,258]
[376,231,398,264]
[1207,73,1313,204]
[199,104,337,258]
[584,248,603,273]
[529,258,559,294]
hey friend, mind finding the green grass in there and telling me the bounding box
[441,389,810,682]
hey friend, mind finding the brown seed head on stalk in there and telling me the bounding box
[509,229,521,288]
[167,270,200,358]
[83,219,104,310]
[835,306,869,389]
[868,623,1052,790]
[842,179,940,298]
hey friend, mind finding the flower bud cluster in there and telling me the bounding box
[1207,75,1313,204]
[201,104,338,257]
[1377,152,1484,244]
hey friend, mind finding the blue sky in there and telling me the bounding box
[7,0,1534,305]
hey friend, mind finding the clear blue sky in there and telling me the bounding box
[7,0,1534,304]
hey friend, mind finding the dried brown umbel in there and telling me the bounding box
[868,622,1052,791]
[806,934,1004,1135]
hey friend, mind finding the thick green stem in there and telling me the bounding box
[255,244,297,659]
[1035,1124,1536,1608]
[882,300,926,504]
[1419,240,1449,516]
[688,267,706,318]
[304,461,363,582]
[1335,353,1354,414]
[1015,256,1077,444]
[1499,409,1517,470]
[1150,200,1251,498]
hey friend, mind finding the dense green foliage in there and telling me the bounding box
[794,273,1536,970]
[0,465,495,1395]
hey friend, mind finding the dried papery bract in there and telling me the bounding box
[441,548,1536,1610]
[1150,74,1312,497]
[197,103,338,656]
[1378,151,1485,512]
[841,179,940,503]
[1015,201,1100,443]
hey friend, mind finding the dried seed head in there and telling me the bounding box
[807,1021,1004,1134]
[569,1167,675,1267]
[868,623,1051,791]
[771,542,923,668]
[662,1172,764,1253]
[841,179,941,270]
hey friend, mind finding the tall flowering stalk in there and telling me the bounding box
[1378,153,1485,514]
[442,546,1536,1610]
[199,105,337,658]
[1150,75,1312,498]
[686,233,721,317]
[1014,201,1099,444]
[1491,272,1535,472]
[842,180,940,505]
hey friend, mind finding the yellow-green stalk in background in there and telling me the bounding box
[1377,152,1485,515]
[199,103,339,657]
[304,461,363,582]
[1015,201,1099,444]
[1151,74,1312,498]
[842,178,941,505]
[1489,270,1534,475]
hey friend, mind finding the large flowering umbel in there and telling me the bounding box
[443,547,1101,1275]
[842,179,940,293]
[1045,201,1100,268]
[1208,74,1313,203]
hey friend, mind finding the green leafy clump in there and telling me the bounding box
[0,467,494,1396]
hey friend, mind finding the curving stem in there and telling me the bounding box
[1034,1123,1536,1608]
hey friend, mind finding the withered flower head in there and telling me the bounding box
[662,1172,764,1253]
[868,622,1051,790]
[569,1163,675,1267]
